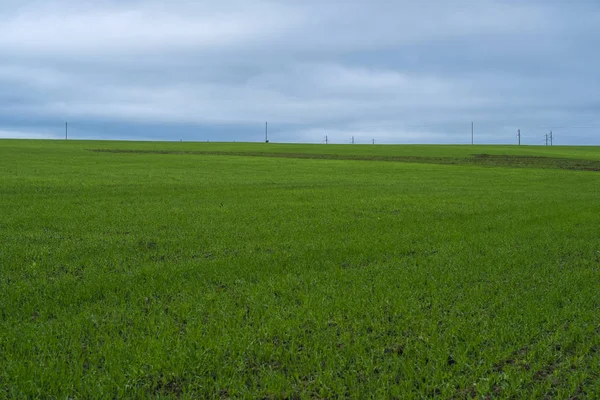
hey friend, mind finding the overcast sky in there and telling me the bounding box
[1,0,599,144]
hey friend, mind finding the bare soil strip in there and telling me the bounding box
[89,149,600,171]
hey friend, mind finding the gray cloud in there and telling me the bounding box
[1,0,599,144]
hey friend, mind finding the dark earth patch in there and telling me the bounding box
[89,148,600,171]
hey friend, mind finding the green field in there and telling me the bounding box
[1,140,599,398]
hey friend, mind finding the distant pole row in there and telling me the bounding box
[289,122,559,146]
[517,128,554,146]
[58,121,555,145]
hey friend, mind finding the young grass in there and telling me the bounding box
[1,140,599,398]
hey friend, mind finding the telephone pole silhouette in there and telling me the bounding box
[265,122,268,143]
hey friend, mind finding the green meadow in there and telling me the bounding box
[1,139,599,399]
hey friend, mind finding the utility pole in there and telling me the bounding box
[550,131,553,146]
[471,121,474,145]
[65,122,68,140]
[265,122,268,143]
[518,129,521,146]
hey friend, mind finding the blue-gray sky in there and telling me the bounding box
[1,0,599,144]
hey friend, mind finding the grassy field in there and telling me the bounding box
[1,139,599,398]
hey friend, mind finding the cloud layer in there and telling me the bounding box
[1,1,600,144]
